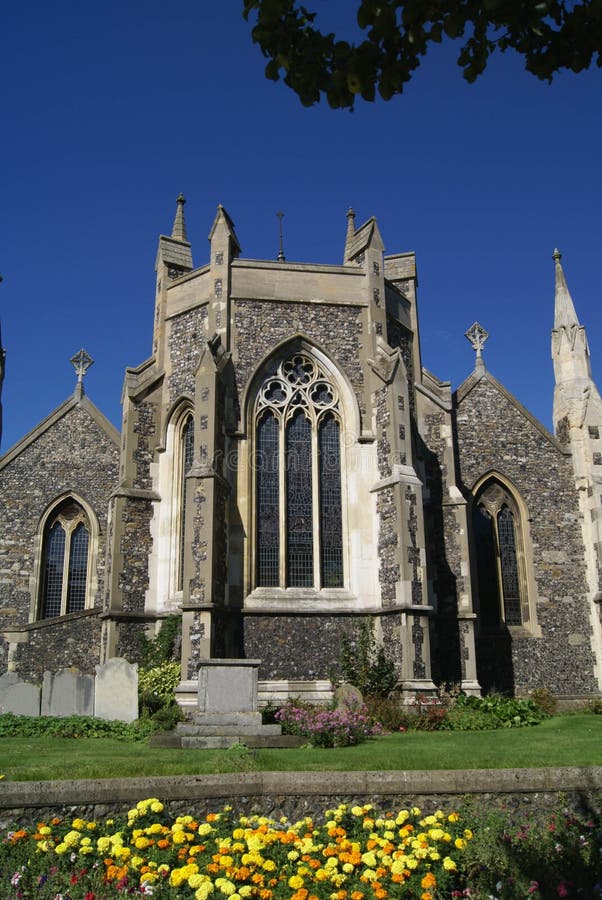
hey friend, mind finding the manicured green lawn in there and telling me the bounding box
[1,714,600,781]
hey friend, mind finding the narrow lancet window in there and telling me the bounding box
[319,413,343,587]
[42,523,66,618]
[286,411,313,586]
[498,505,522,625]
[66,522,89,613]
[256,411,280,586]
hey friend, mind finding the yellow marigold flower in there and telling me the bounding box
[443,857,457,871]
[158,864,170,875]
[405,858,418,870]
[131,856,144,868]
[55,843,68,854]
[217,879,237,896]
[37,840,51,852]
[135,836,150,849]
[342,864,354,874]
[396,811,409,825]
[448,812,459,823]
[262,859,276,872]
[427,828,445,841]
[411,807,421,817]
[288,850,300,861]
[196,884,216,900]
[361,852,376,868]
[87,822,97,830]
[141,872,159,883]
[325,857,339,869]
[289,875,305,889]
[38,826,52,835]
[198,823,214,836]
[239,888,253,898]
[150,801,164,813]
[351,806,364,817]
[421,816,437,826]
[97,836,111,853]
[315,869,330,882]
[464,828,473,840]
[71,818,86,830]
[454,837,467,850]
[148,822,163,834]
[361,869,377,882]
[173,830,189,844]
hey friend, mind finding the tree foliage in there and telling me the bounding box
[243,1,602,109]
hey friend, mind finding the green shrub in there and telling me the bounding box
[587,696,602,714]
[0,712,151,741]
[138,660,182,730]
[363,695,415,732]
[452,693,546,728]
[337,619,397,697]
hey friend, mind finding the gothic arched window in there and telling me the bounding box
[177,413,195,591]
[40,499,90,618]
[255,353,344,589]
[472,480,527,627]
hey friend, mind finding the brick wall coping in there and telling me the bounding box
[1,767,601,811]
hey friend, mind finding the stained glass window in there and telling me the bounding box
[255,352,344,589]
[257,411,280,586]
[178,415,195,591]
[498,505,522,625]
[472,482,525,628]
[286,411,314,586]
[40,501,90,618]
[66,523,89,613]
[42,522,66,618]
[319,414,343,587]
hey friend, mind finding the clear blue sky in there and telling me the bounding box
[2,1,601,453]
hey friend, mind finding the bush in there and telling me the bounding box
[363,695,415,732]
[137,620,183,730]
[0,712,151,742]
[587,697,602,714]
[138,614,181,668]
[275,699,381,747]
[337,619,397,697]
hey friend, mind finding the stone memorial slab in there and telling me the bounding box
[0,672,41,716]
[94,658,138,723]
[198,659,261,715]
[41,668,94,717]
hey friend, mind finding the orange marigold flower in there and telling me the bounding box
[259,890,272,900]
[351,892,364,900]
[421,873,437,889]
[421,893,433,900]
[374,890,387,899]
[51,817,62,825]
[157,839,170,849]
[206,813,218,822]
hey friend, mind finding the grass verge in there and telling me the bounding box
[1,714,600,781]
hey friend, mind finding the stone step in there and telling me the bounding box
[179,734,305,750]
[179,712,263,729]
[176,723,282,737]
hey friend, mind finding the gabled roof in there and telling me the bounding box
[454,369,567,454]
[0,392,120,471]
[208,204,241,254]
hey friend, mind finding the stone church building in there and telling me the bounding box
[1,198,601,705]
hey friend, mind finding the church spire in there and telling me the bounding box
[553,248,579,329]
[344,207,356,262]
[171,193,188,242]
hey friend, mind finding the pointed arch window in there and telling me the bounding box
[177,413,195,591]
[472,481,528,627]
[255,353,344,589]
[40,500,90,618]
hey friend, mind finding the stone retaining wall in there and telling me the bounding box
[1,767,600,828]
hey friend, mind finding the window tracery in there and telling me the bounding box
[255,353,343,589]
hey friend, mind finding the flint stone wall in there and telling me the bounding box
[455,375,597,694]
[0,403,118,636]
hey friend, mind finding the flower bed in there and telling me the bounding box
[1,801,469,899]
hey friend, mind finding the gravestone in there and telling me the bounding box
[94,658,138,723]
[41,668,94,717]
[334,682,364,711]
[0,672,41,716]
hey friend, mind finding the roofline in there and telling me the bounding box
[0,393,120,470]
[454,370,568,455]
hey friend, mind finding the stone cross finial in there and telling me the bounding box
[71,348,94,396]
[465,322,488,373]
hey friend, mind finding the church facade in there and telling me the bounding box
[1,198,601,704]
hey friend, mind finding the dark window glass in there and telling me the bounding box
[42,522,66,618]
[498,505,522,625]
[319,414,343,587]
[473,504,500,626]
[256,411,280,586]
[286,411,313,586]
[66,523,89,613]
